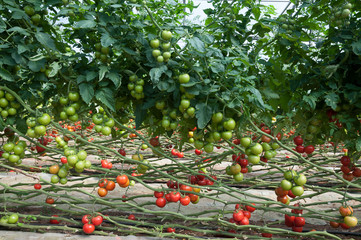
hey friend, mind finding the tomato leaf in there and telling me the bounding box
[35,31,56,51]
[135,103,146,129]
[195,103,212,129]
[79,83,94,104]
[356,137,361,152]
[0,67,14,82]
[302,95,317,110]
[74,20,96,29]
[150,65,167,84]
[48,62,61,78]
[188,36,205,53]
[324,92,339,110]
[99,66,109,81]
[107,71,122,89]
[95,87,115,112]
[351,39,361,56]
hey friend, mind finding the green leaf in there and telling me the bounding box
[95,88,115,111]
[149,65,167,84]
[86,71,97,82]
[28,58,46,72]
[355,136,361,151]
[210,61,225,73]
[252,6,261,20]
[8,27,30,36]
[324,92,339,110]
[99,66,109,81]
[48,62,61,78]
[79,83,94,104]
[107,71,121,89]
[135,103,146,129]
[246,87,265,109]
[15,117,27,134]
[0,68,14,82]
[74,20,96,29]
[101,33,115,47]
[351,39,361,55]
[35,32,56,50]
[195,102,212,129]
[303,95,317,109]
[188,36,205,53]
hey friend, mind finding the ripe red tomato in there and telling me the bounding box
[166,227,175,233]
[105,181,116,191]
[285,214,295,227]
[339,206,353,217]
[156,197,167,208]
[176,151,184,158]
[195,149,202,155]
[293,136,303,146]
[275,186,288,197]
[169,192,181,202]
[340,223,351,229]
[294,217,305,227]
[261,233,272,238]
[46,197,55,204]
[34,183,42,190]
[277,195,290,204]
[341,165,351,174]
[243,211,251,219]
[97,187,108,197]
[128,214,136,220]
[292,226,303,232]
[295,145,304,153]
[149,137,160,147]
[276,132,282,141]
[240,159,248,167]
[49,215,60,224]
[61,156,67,164]
[340,156,351,166]
[82,214,91,224]
[245,203,256,212]
[118,149,126,156]
[304,145,315,154]
[116,175,129,186]
[329,221,340,228]
[165,193,171,202]
[98,179,108,188]
[154,191,164,198]
[180,196,191,206]
[343,173,354,181]
[288,190,296,198]
[83,223,95,234]
[352,167,361,177]
[91,215,103,226]
[180,184,192,192]
[239,217,249,225]
[233,210,244,222]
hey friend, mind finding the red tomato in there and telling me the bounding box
[352,167,361,177]
[329,221,339,228]
[304,145,315,154]
[156,197,167,208]
[49,215,60,224]
[340,223,351,229]
[261,233,273,238]
[165,193,171,202]
[340,156,351,166]
[293,136,303,146]
[34,183,42,190]
[239,217,249,225]
[82,214,91,224]
[83,223,95,234]
[295,145,305,153]
[285,214,295,227]
[294,217,305,227]
[292,226,303,232]
[128,214,136,220]
[91,215,103,226]
[180,196,191,206]
[154,191,164,198]
[243,211,251,219]
[233,210,244,222]
[166,227,175,233]
[169,192,181,202]
[245,203,256,212]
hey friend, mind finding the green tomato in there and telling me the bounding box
[280,179,293,190]
[68,92,80,101]
[101,126,112,136]
[84,160,92,168]
[155,101,166,110]
[162,42,171,50]
[150,39,160,48]
[64,148,77,157]
[3,142,15,152]
[26,128,37,138]
[92,113,103,125]
[248,155,260,164]
[284,170,297,180]
[180,99,190,109]
[152,49,161,58]
[221,131,232,140]
[8,154,20,163]
[1,110,8,118]
[223,118,236,131]
[65,106,76,116]
[24,5,35,16]
[294,174,307,186]
[135,85,143,93]
[59,111,68,120]
[271,142,280,150]
[51,175,60,184]
[0,216,9,224]
[250,143,263,155]
[58,168,68,178]
[0,98,8,108]
[26,117,36,127]
[7,213,18,224]
[264,150,274,160]
[38,113,51,126]
[17,140,27,149]
[161,30,172,41]
[233,173,244,182]
[67,155,78,167]
[105,118,115,128]
[60,177,68,185]
[34,125,46,136]
[204,143,214,153]
[212,132,222,142]
[291,186,304,196]
[179,74,190,84]
[75,161,85,170]
[94,125,103,133]
[240,137,252,148]
[8,108,16,115]
[212,112,223,123]
[13,145,24,155]
[2,152,9,159]
[230,164,241,175]
[161,119,170,128]
[186,107,195,117]
[68,113,79,122]
[225,166,233,175]
[163,51,171,59]
[77,150,87,161]
[261,142,271,151]
[194,140,204,150]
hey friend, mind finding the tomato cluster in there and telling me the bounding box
[94,43,112,64]
[154,183,200,208]
[293,136,315,155]
[330,205,358,229]
[58,92,82,122]
[340,156,361,181]
[1,139,26,165]
[189,171,216,186]
[229,203,256,228]
[128,75,145,100]
[329,3,352,27]
[276,170,306,204]
[0,213,19,224]
[26,113,51,138]
[284,203,305,232]
[92,111,115,136]
[82,214,103,234]
[150,30,172,63]
[0,90,20,119]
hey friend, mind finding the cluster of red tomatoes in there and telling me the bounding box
[284,203,305,232]
[231,153,250,173]
[170,148,184,158]
[154,183,200,208]
[340,156,361,181]
[101,159,113,169]
[188,171,217,186]
[228,203,256,232]
[293,136,315,155]
[82,214,103,234]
